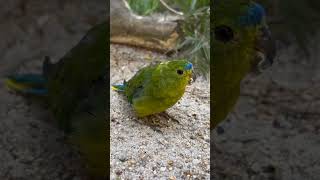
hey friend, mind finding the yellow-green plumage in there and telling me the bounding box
[113,60,193,117]
[213,0,273,129]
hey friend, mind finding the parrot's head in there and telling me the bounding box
[157,59,193,87]
[214,1,276,74]
[212,1,276,129]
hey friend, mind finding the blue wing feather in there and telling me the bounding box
[6,74,47,84]
[111,80,127,92]
[5,74,48,96]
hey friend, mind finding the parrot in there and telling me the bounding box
[112,60,193,117]
[5,21,108,177]
[213,0,276,129]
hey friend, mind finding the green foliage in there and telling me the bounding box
[126,0,160,15]
[165,0,210,12]
[177,4,210,78]
[127,0,210,15]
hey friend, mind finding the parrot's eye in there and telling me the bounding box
[214,25,234,43]
[177,69,184,75]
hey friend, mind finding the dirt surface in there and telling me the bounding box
[212,42,320,180]
[110,44,210,179]
[0,1,106,179]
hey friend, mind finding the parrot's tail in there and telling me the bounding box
[111,81,127,92]
[5,74,48,96]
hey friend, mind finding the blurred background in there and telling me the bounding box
[0,0,106,179]
[213,1,320,179]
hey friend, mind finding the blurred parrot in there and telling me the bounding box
[112,60,193,117]
[213,0,276,129]
[5,21,108,177]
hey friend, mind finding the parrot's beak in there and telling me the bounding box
[189,72,194,85]
[184,62,194,84]
[252,25,277,74]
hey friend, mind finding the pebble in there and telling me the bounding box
[193,159,201,164]
[118,154,127,162]
[160,167,166,171]
[128,160,136,166]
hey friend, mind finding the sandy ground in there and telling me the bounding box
[110,44,210,179]
[0,1,106,179]
[212,42,320,180]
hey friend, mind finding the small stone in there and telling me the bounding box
[115,170,122,176]
[160,167,166,171]
[193,159,201,164]
[118,155,127,162]
[184,171,192,178]
[128,160,136,166]
[169,176,176,180]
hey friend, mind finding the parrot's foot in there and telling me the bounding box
[157,112,180,124]
[136,112,179,131]
[135,116,168,133]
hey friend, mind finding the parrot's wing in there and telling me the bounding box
[125,65,156,103]
[68,79,108,177]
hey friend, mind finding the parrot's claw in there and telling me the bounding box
[157,112,180,124]
[136,112,179,130]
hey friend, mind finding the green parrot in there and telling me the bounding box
[112,60,193,117]
[5,21,108,177]
[213,0,276,129]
